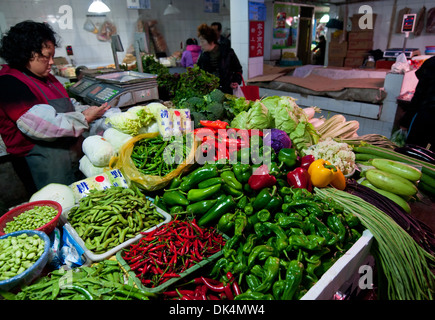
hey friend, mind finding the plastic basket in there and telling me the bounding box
[62,205,171,262]
[0,230,51,292]
[0,200,62,236]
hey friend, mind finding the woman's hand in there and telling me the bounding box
[230,82,239,89]
[82,102,111,123]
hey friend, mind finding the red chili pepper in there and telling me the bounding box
[200,120,228,129]
[200,277,226,292]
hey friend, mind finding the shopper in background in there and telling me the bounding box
[0,20,110,193]
[180,38,201,68]
[402,55,435,149]
[196,23,242,94]
[211,22,231,47]
[312,35,326,65]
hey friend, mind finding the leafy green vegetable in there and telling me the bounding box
[230,111,249,129]
[245,101,274,130]
[289,121,320,156]
[105,106,154,135]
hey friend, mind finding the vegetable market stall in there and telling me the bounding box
[1,67,434,302]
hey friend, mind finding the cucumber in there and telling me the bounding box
[360,179,411,213]
[365,169,418,197]
[370,158,422,182]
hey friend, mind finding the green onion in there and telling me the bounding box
[315,187,435,300]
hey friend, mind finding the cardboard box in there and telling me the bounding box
[346,49,370,58]
[348,31,374,41]
[350,13,377,32]
[328,56,344,67]
[328,41,348,57]
[348,40,373,50]
[344,57,364,68]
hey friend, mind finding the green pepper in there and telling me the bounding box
[243,234,258,254]
[256,209,271,222]
[264,193,283,214]
[308,214,338,246]
[263,222,288,252]
[252,256,280,293]
[277,213,304,229]
[221,170,243,191]
[254,222,272,238]
[169,206,184,214]
[247,245,275,268]
[222,183,244,197]
[217,213,236,233]
[162,190,189,206]
[179,164,221,191]
[252,185,277,210]
[344,211,360,227]
[303,247,331,264]
[187,183,222,202]
[244,204,254,216]
[185,199,217,216]
[222,234,242,258]
[269,162,282,177]
[233,162,252,184]
[234,289,274,300]
[198,195,237,227]
[305,260,322,286]
[234,210,247,236]
[272,279,286,300]
[288,234,326,251]
[210,257,229,277]
[246,274,262,291]
[277,148,297,169]
[276,178,287,188]
[153,195,168,212]
[236,147,251,163]
[198,177,225,189]
[283,199,324,217]
[236,195,248,210]
[327,214,347,243]
[281,259,304,300]
[168,176,182,189]
[279,186,294,196]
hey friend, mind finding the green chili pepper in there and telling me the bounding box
[252,256,280,293]
[344,211,360,227]
[178,164,220,191]
[210,258,229,277]
[246,274,262,291]
[198,177,225,189]
[264,193,283,214]
[234,210,247,236]
[277,213,304,229]
[236,195,248,210]
[263,222,288,252]
[243,234,258,254]
[169,206,184,214]
[187,183,222,202]
[168,176,183,189]
[281,259,304,300]
[252,185,277,210]
[162,190,189,206]
[282,199,324,217]
[308,214,338,246]
[327,214,347,243]
[222,183,244,197]
[247,245,275,268]
[244,204,254,216]
[197,195,237,226]
[288,234,326,251]
[217,212,236,233]
[233,162,252,184]
[234,289,274,300]
[256,209,271,222]
[221,170,243,191]
[277,148,297,169]
[269,162,282,177]
[273,279,286,300]
[185,199,217,216]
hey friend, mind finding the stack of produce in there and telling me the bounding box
[67,187,166,254]
[315,114,359,140]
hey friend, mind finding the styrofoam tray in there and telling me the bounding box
[301,229,374,300]
[62,204,171,262]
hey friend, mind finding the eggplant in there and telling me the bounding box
[394,146,435,165]
[405,144,435,159]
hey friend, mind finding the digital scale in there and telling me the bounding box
[69,69,159,108]
[383,14,421,59]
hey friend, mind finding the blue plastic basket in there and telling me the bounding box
[0,230,50,292]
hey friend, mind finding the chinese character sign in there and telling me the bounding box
[249,21,264,57]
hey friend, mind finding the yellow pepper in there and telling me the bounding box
[330,168,346,190]
[308,159,347,190]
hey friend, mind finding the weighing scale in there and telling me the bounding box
[69,69,159,108]
[383,14,421,59]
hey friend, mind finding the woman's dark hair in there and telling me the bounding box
[0,20,60,70]
[197,23,218,44]
[186,38,198,46]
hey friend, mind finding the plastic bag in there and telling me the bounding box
[82,135,115,167]
[109,132,197,191]
[390,128,407,147]
[233,86,245,98]
[391,53,410,74]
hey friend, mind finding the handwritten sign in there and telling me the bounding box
[249,21,264,57]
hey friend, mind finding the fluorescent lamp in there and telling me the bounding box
[320,14,330,23]
[164,0,180,15]
[88,0,111,14]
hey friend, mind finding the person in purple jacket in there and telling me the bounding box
[180,38,201,68]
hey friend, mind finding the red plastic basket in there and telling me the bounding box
[0,200,62,236]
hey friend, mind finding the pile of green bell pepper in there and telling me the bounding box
[211,188,364,300]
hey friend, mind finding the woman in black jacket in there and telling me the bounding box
[196,23,242,94]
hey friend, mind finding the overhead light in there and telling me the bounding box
[164,0,180,15]
[88,0,111,14]
[320,14,330,24]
